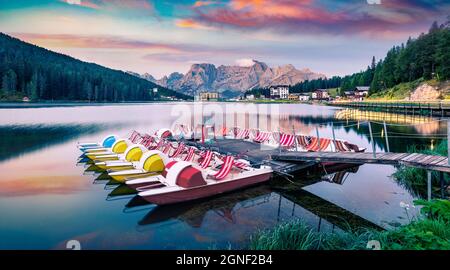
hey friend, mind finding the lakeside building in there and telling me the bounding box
[343,86,369,101]
[245,94,255,100]
[269,85,290,99]
[311,89,329,101]
[196,92,219,101]
[355,86,369,99]
[344,91,355,98]
[298,94,311,101]
[288,93,301,101]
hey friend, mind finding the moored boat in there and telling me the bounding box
[94,143,148,170]
[108,150,170,182]
[137,157,273,205]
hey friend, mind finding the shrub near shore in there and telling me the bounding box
[249,199,450,250]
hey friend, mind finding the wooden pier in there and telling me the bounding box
[185,138,450,174]
[272,151,450,173]
[331,101,450,116]
[185,139,316,175]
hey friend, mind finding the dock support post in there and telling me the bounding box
[331,122,336,152]
[316,126,321,152]
[292,125,298,152]
[383,121,390,152]
[427,171,432,201]
[448,119,450,165]
[440,171,445,199]
[278,127,281,154]
[368,121,376,158]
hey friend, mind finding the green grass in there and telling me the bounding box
[368,79,425,100]
[327,88,339,98]
[367,78,449,101]
[392,140,449,198]
[249,220,320,250]
[249,217,450,250]
[249,184,450,250]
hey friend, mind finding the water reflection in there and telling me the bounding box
[0,103,440,249]
[0,124,108,162]
[114,166,383,234]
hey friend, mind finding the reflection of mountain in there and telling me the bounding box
[0,124,105,162]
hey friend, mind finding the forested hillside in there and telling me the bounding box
[0,33,192,102]
[289,19,450,96]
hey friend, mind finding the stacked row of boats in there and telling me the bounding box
[173,124,366,152]
[78,125,366,205]
[77,129,273,205]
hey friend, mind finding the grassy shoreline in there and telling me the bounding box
[249,141,450,250]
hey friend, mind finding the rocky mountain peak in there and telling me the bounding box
[134,60,325,95]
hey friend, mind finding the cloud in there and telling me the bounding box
[193,1,218,7]
[11,33,188,51]
[175,19,215,30]
[235,58,255,67]
[65,0,81,5]
[177,0,450,37]
[61,0,153,12]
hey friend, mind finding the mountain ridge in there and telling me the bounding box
[0,33,191,102]
[133,60,325,95]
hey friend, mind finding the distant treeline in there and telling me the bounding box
[0,33,192,102]
[247,20,450,97]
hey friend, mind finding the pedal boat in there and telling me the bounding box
[125,147,217,190]
[137,157,273,205]
[93,144,147,171]
[108,150,170,183]
[84,139,131,160]
[77,135,118,152]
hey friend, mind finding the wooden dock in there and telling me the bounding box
[331,101,450,116]
[272,151,450,173]
[184,139,317,175]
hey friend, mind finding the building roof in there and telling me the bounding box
[355,86,370,91]
[314,89,328,92]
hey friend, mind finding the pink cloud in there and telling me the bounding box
[178,0,450,37]
[61,0,153,12]
[10,33,187,51]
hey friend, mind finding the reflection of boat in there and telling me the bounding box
[139,185,273,227]
[138,158,273,205]
[321,166,359,185]
[126,195,151,209]
[108,184,137,198]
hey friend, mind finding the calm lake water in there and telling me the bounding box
[0,102,445,250]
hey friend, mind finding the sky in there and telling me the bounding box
[0,0,449,79]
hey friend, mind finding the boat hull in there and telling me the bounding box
[140,172,272,205]
[92,156,119,162]
[97,164,134,171]
[110,172,159,183]
[127,181,164,191]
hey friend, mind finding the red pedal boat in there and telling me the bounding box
[137,156,273,205]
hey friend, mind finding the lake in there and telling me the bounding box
[0,102,445,250]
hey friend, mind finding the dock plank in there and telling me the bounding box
[272,150,450,173]
[186,139,450,174]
